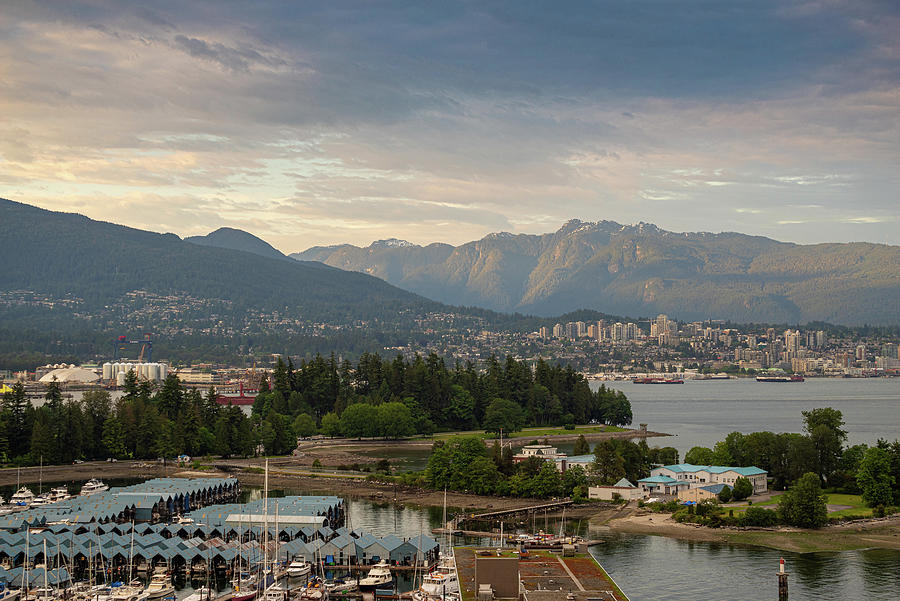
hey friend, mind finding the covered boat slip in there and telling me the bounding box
[0,479,437,576]
[0,478,240,527]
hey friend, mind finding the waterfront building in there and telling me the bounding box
[588,478,642,501]
[636,475,690,496]
[678,483,729,503]
[650,464,767,495]
[513,444,566,465]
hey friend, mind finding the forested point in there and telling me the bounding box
[0,352,632,464]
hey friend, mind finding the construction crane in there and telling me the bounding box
[113,333,153,362]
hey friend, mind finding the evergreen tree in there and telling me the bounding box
[573,434,590,455]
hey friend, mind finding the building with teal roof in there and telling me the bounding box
[650,463,767,495]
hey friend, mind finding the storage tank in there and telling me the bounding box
[116,371,126,386]
[102,363,113,380]
[147,363,160,382]
[159,363,168,380]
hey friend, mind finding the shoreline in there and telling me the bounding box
[7,460,900,554]
[605,508,900,553]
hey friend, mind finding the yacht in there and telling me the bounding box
[96,580,149,601]
[413,554,459,601]
[30,495,51,507]
[358,560,393,591]
[10,487,34,507]
[260,584,288,601]
[144,570,175,600]
[81,478,109,496]
[47,486,70,502]
[287,560,311,578]
[183,587,232,601]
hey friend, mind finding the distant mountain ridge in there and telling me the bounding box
[185,227,286,260]
[0,199,436,324]
[292,219,900,325]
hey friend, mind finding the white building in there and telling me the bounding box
[648,463,767,495]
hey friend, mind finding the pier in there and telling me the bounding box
[457,500,573,524]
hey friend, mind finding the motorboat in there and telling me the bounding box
[358,560,393,591]
[260,584,288,601]
[10,487,34,507]
[47,487,70,502]
[413,553,459,601]
[287,560,311,578]
[96,580,149,601]
[144,570,175,600]
[81,478,109,496]
[183,587,232,601]
[29,495,51,507]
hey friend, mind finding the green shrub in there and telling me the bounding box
[741,506,779,527]
[718,485,732,503]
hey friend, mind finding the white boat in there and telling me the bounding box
[286,560,311,578]
[10,487,34,506]
[183,587,232,601]
[260,583,288,601]
[30,495,51,507]
[143,571,175,600]
[413,553,460,601]
[358,560,392,591]
[47,486,70,502]
[81,478,109,496]
[97,580,149,601]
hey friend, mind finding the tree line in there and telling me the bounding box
[251,353,632,438]
[0,351,633,465]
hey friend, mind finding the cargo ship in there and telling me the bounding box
[756,375,805,382]
[632,377,684,384]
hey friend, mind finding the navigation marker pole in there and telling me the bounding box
[777,557,788,601]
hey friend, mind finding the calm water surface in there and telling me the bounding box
[595,377,900,455]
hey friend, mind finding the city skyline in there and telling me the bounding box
[2,1,900,251]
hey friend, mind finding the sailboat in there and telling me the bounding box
[413,488,459,601]
[259,461,287,601]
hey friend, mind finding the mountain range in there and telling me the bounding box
[292,220,900,325]
[0,198,434,324]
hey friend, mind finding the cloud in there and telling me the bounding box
[0,0,899,248]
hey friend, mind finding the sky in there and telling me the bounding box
[2,0,900,252]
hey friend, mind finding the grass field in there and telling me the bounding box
[727,493,871,518]
[433,424,627,441]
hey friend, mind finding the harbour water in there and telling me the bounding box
[595,377,900,455]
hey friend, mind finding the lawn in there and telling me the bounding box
[433,424,627,441]
[726,493,871,518]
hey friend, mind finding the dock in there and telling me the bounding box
[457,500,573,523]
[454,547,629,601]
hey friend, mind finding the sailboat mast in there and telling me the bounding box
[129,521,135,583]
[263,459,269,578]
[43,540,48,596]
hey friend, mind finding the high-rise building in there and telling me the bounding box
[587,324,598,340]
[625,322,638,341]
[575,321,586,338]
[552,323,564,338]
[856,344,867,361]
[565,322,578,340]
[784,330,801,354]
[656,314,669,334]
[539,326,550,341]
[611,322,625,342]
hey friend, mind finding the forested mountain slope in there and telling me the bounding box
[0,198,436,323]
